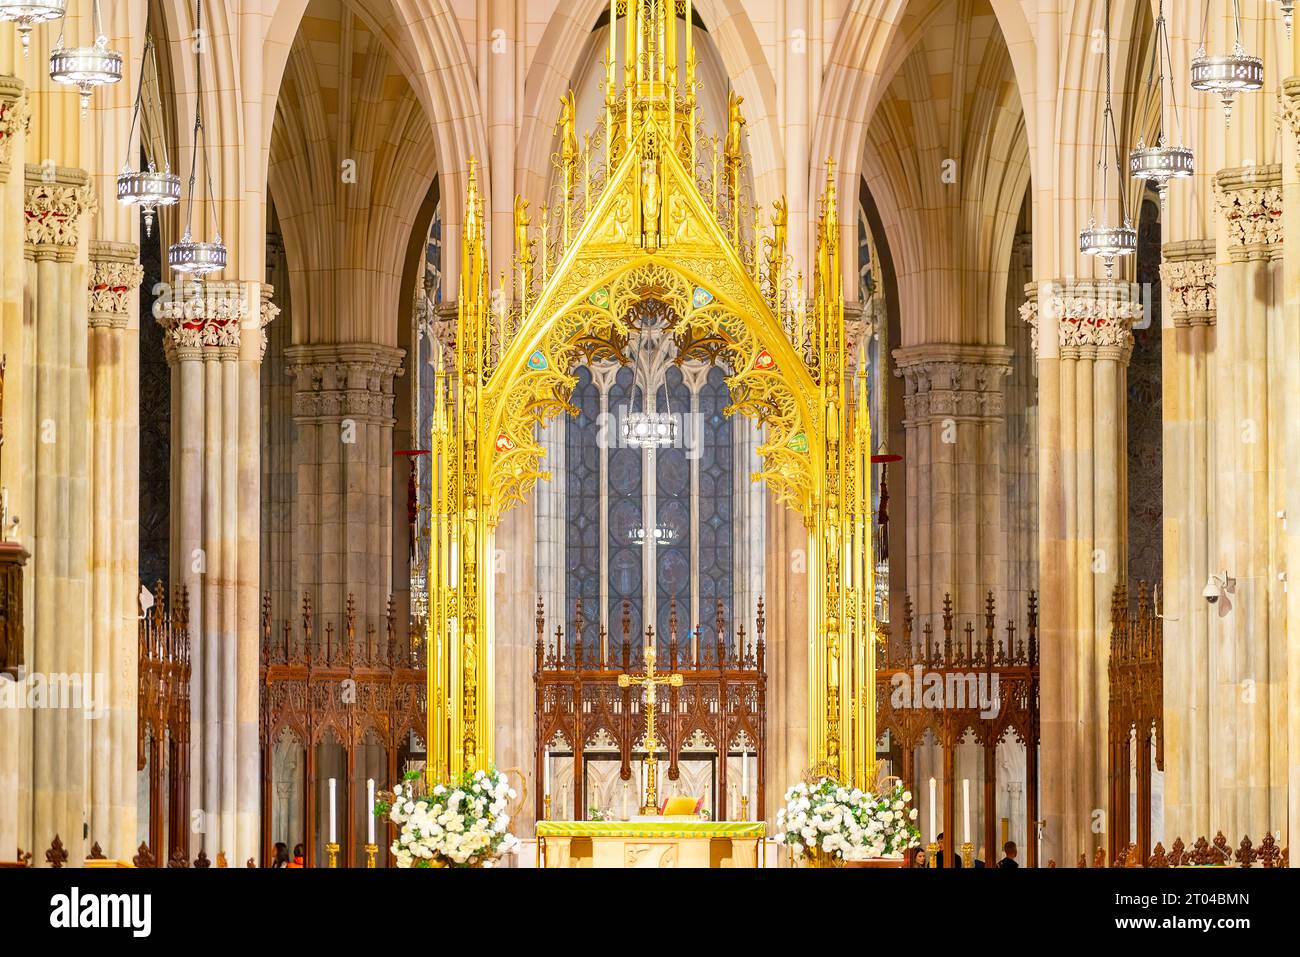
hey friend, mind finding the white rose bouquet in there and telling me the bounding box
[376,768,520,868]
[774,777,920,864]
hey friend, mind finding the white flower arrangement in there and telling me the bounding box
[377,768,520,868]
[774,777,920,863]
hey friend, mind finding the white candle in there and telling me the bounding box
[329,777,337,844]
[741,751,749,806]
[544,749,551,799]
[367,778,376,845]
[962,778,971,844]
[622,782,629,819]
[928,776,936,842]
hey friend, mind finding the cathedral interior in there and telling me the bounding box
[0,0,1296,878]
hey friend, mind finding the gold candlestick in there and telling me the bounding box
[925,841,939,869]
[961,841,974,868]
[640,754,660,814]
[740,795,750,821]
[365,843,378,868]
[325,842,340,868]
[544,794,552,821]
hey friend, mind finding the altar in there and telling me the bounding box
[535,820,766,869]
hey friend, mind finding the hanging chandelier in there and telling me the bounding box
[48,1,122,116]
[628,524,676,546]
[1191,1,1263,123]
[622,411,676,448]
[1130,0,1193,208]
[118,36,180,237]
[168,0,226,277]
[0,1,66,58]
[409,558,429,625]
[621,368,677,449]
[1080,0,1136,278]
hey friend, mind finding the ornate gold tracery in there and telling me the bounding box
[428,0,875,789]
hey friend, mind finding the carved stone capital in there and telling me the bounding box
[892,344,1012,424]
[1019,282,1039,355]
[88,240,144,329]
[1160,239,1216,328]
[0,76,29,183]
[155,280,275,355]
[1215,165,1282,258]
[1024,279,1141,359]
[284,343,406,423]
[24,165,94,258]
[1280,76,1300,165]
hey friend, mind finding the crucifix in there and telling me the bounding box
[618,632,683,814]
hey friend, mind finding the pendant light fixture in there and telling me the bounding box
[0,0,66,58]
[628,524,676,546]
[48,0,122,116]
[1080,0,1137,278]
[621,372,677,450]
[117,35,181,238]
[168,0,226,277]
[1191,0,1264,123]
[1130,0,1194,209]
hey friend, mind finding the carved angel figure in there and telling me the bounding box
[724,91,746,166]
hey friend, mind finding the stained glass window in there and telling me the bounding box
[606,365,644,649]
[413,200,443,595]
[655,366,692,656]
[566,366,602,662]
[697,365,733,654]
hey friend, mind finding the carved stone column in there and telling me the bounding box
[1282,78,1300,860]
[1158,239,1215,843]
[0,76,28,864]
[1198,168,1286,841]
[285,343,404,637]
[87,240,143,858]
[892,345,1011,623]
[157,280,276,863]
[24,164,95,863]
[1028,278,1139,866]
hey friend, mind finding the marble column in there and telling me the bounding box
[0,75,27,862]
[1028,279,1138,865]
[158,279,275,863]
[87,241,144,859]
[284,344,404,642]
[1158,240,1215,843]
[1202,168,1286,840]
[24,165,95,863]
[1283,77,1300,859]
[765,503,807,825]
[892,345,1011,623]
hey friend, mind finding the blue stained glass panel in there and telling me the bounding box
[656,368,692,655]
[698,366,733,653]
[607,366,643,647]
[565,366,601,660]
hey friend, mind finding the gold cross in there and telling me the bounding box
[618,633,683,814]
